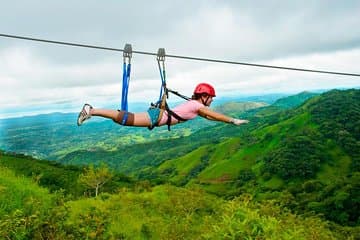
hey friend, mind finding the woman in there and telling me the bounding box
[77,83,249,127]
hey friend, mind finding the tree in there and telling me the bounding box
[263,134,324,180]
[78,163,113,197]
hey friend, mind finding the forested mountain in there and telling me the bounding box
[55,92,315,170]
[272,91,319,108]
[0,151,357,239]
[0,89,359,239]
[0,101,266,161]
[0,101,268,171]
[145,89,360,226]
[0,92,313,162]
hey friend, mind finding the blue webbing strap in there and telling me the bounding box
[121,44,132,125]
[121,63,128,111]
[157,61,166,103]
[157,48,166,104]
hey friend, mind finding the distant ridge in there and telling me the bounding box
[272,91,319,108]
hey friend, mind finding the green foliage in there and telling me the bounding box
[263,131,325,179]
[0,152,83,196]
[272,91,319,109]
[41,186,340,239]
[0,162,358,239]
[78,163,114,197]
[1,89,360,238]
[0,110,216,161]
[208,194,336,240]
[309,89,360,171]
[0,152,134,199]
[235,169,256,186]
[297,172,360,226]
[213,101,268,116]
[0,166,55,239]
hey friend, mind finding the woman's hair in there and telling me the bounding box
[192,93,208,100]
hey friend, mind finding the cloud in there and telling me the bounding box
[0,1,360,118]
[1,45,359,110]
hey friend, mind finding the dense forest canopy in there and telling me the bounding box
[0,89,359,239]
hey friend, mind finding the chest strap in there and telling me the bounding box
[164,104,187,131]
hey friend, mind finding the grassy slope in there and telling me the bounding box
[58,102,262,173]
[0,153,83,195]
[159,112,313,182]
[155,90,355,197]
[0,166,54,217]
[0,167,340,239]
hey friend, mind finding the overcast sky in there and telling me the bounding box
[1,1,360,118]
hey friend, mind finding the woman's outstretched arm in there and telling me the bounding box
[198,107,249,125]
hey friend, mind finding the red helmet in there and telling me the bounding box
[193,83,216,97]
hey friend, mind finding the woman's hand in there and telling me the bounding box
[230,118,249,125]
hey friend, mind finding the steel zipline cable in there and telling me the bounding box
[1,33,360,77]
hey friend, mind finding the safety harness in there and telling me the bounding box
[120,45,190,131]
[120,44,132,125]
[148,48,190,131]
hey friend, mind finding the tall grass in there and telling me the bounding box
[0,166,55,239]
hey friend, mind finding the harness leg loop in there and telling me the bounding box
[113,110,134,126]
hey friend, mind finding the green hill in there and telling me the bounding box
[0,92,308,168]
[3,90,357,227]
[272,91,319,108]
[58,101,263,173]
[213,101,268,116]
[0,164,55,239]
[1,89,359,238]
[0,157,350,239]
[148,89,360,226]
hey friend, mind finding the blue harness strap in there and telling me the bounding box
[153,48,165,103]
[121,62,131,111]
[121,44,132,125]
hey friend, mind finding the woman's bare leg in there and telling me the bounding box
[90,109,118,120]
[90,108,151,127]
[132,112,151,127]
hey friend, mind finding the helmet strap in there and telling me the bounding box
[201,95,210,106]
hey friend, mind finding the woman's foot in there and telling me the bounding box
[77,104,93,126]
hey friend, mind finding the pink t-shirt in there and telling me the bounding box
[158,100,205,126]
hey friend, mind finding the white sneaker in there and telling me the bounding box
[77,104,93,126]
